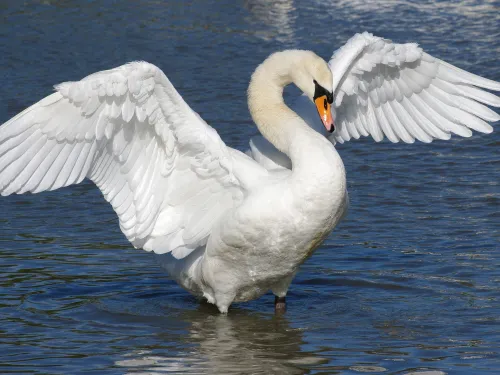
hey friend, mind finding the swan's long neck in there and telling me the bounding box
[247,51,346,200]
[248,51,309,155]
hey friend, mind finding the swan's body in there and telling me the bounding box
[156,50,347,311]
[1,33,499,313]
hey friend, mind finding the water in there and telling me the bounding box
[1,0,499,374]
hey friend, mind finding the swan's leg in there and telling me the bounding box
[271,271,297,313]
[274,296,286,312]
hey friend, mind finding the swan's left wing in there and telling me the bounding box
[322,33,500,144]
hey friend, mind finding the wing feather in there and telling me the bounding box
[373,105,398,143]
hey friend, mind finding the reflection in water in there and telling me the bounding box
[116,305,323,374]
[244,0,296,43]
[330,0,499,16]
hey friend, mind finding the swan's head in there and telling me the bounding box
[290,51,335,133]
[248,50,335,137]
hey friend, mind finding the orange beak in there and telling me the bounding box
[314,95,334,133]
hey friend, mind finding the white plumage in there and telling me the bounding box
[329,33,499,144]
[0,62,245,260]
[1,33,498,313]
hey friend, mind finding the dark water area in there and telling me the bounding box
[1,0,499,374]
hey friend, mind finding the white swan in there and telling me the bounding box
[1,33,499,313]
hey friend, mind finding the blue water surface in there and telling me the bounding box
[1,1,499,374]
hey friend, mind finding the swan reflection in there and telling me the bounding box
[116,305,325,374]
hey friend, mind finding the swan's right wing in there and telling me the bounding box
[0,62,249,259]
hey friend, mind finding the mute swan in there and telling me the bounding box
[1,33,499,314]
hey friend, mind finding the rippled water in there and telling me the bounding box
[1,0,499,374]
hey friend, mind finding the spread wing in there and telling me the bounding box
[328,32,500,144]
[0,61,251,259]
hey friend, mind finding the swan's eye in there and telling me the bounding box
[313,80,333,104]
